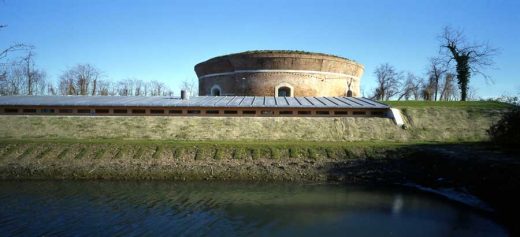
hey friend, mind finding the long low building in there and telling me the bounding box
[0,95,389,117]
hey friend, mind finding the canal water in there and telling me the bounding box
[0,181,507,236]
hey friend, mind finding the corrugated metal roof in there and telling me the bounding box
[0,96,389,109]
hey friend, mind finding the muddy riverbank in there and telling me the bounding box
[1,140,518,234]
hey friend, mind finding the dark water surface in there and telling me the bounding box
[0,181,507,236]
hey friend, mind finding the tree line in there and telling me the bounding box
[371,60,459,101]
[2,24,496,100]
[371,26,497,101]
[1,24,198,97]
[0,52,187,97]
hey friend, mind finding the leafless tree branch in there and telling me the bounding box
[438,26,498,100]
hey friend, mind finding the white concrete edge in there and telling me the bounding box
[199,69,360,79]
[388,108,405,127]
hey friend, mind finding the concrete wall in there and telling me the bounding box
[195,51,364,97]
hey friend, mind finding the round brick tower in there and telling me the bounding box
[195,50,364,97]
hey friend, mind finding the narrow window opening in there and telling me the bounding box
[205,110,219,114]
[242,110,256,115]
[297,111,311,115]
[59,109,73,113]
[150,109,164,114]
[77,109,91,114]
[114,109,128,114]
[169,110,182,114]
[260,110,273,115]
[187,110,201,114]
[23,109,37,113]
[316,111,330,115]
[4,108,18,113]
[96,109,110,114]
[41,108,55,113]
[353,111,366,115]
[279,111,293,115]
[132,109,146,114]
[224,110,238,114]
[334,111,349,115]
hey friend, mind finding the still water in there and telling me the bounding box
[0,181,507,236]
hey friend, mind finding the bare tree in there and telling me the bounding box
[372,63,402,100]
[1,25,33,66]
[420,76,436,101]
[181,78,198,96]
[59,64,101,95]
[0,62,24,95]
[0,25,32,61]
[46,82,57,95]
[439,73,457,101]
[398,73,421,101]
[23,52,35,95]
[0,43,32,61]
[0,57,46,96]
[1,24,42,95]
[117,79,132,96]
[143,81,150,96]
[150,80,166,96]
[97,79,111,96]
[59,70,76,95]
[427,57,448,101]
[20,51,46,95]
[467,86,479,101]
[439,26,498,101]
[133,79,144,96]
[164,89,174,96]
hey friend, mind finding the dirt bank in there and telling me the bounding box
[1,140,518,234]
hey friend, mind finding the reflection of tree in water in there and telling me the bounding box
[0,181,506,236]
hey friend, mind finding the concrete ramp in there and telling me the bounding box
[388,108,405,127]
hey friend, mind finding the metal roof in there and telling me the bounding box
[0,96,389,109]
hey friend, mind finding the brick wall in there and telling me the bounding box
[196,51,364,97]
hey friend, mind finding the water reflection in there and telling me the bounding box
[0,181,507,236]
[392,194,404,215]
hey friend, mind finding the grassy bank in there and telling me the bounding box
[1,101,518,234]
[2,139,515,181]
[0,101,510,142]
[0,140,408,180]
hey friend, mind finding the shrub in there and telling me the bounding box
[488,107,520,146]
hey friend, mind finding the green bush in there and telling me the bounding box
[488,107,520,146]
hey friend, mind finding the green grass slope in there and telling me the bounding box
[0,101,510,142]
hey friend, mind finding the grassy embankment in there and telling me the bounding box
[3,101,519,234]
[0,139,410,180]
[0,101,510,142]
[0,100,513,180]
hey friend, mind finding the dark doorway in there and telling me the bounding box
[277,87,291,97]
[211,88,221,96]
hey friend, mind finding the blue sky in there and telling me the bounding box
[1,0,519,98]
